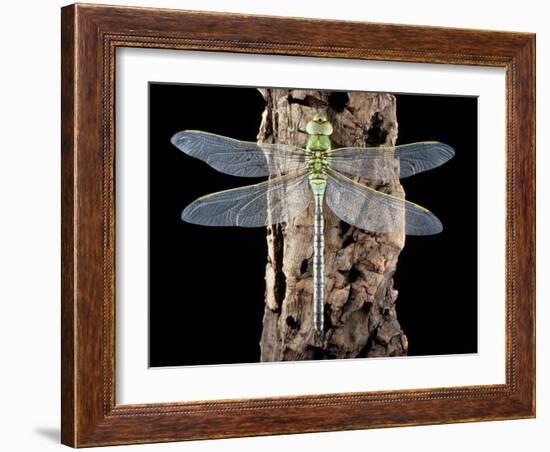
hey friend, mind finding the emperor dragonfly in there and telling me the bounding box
[171,112,454,340]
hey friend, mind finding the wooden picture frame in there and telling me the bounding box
[61,3,536,447]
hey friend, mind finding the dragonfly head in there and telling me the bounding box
[306,112,333,136]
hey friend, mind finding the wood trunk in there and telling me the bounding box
[258,89,409,361]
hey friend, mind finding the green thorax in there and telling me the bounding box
[306,113,332,196]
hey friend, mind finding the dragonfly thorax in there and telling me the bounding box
[307,134,331,151]
[305,113,332,178]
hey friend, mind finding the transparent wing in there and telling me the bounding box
[328,142,455,179]
[326,169,442,235]
[171,130,308,177]
[182,171,312,227]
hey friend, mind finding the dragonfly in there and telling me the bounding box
[171,112,454,340]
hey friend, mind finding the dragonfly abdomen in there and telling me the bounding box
[308,168,328,337]
[312,189,325,336]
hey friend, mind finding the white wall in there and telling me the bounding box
[0,1,546,451]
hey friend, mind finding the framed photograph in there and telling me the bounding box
[61,3,535,447]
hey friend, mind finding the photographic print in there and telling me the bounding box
[148,84,478,367]
[61,5,535,445]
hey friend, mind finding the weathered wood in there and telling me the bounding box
[258,89,408,361]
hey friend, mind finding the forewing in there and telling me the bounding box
[326,170,442,235]
[329,142,455,179]
[171,130,307,177]
[182,171,312,227]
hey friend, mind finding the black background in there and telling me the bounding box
[148,83,478,367]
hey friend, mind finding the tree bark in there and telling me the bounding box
[258,89,409,361]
